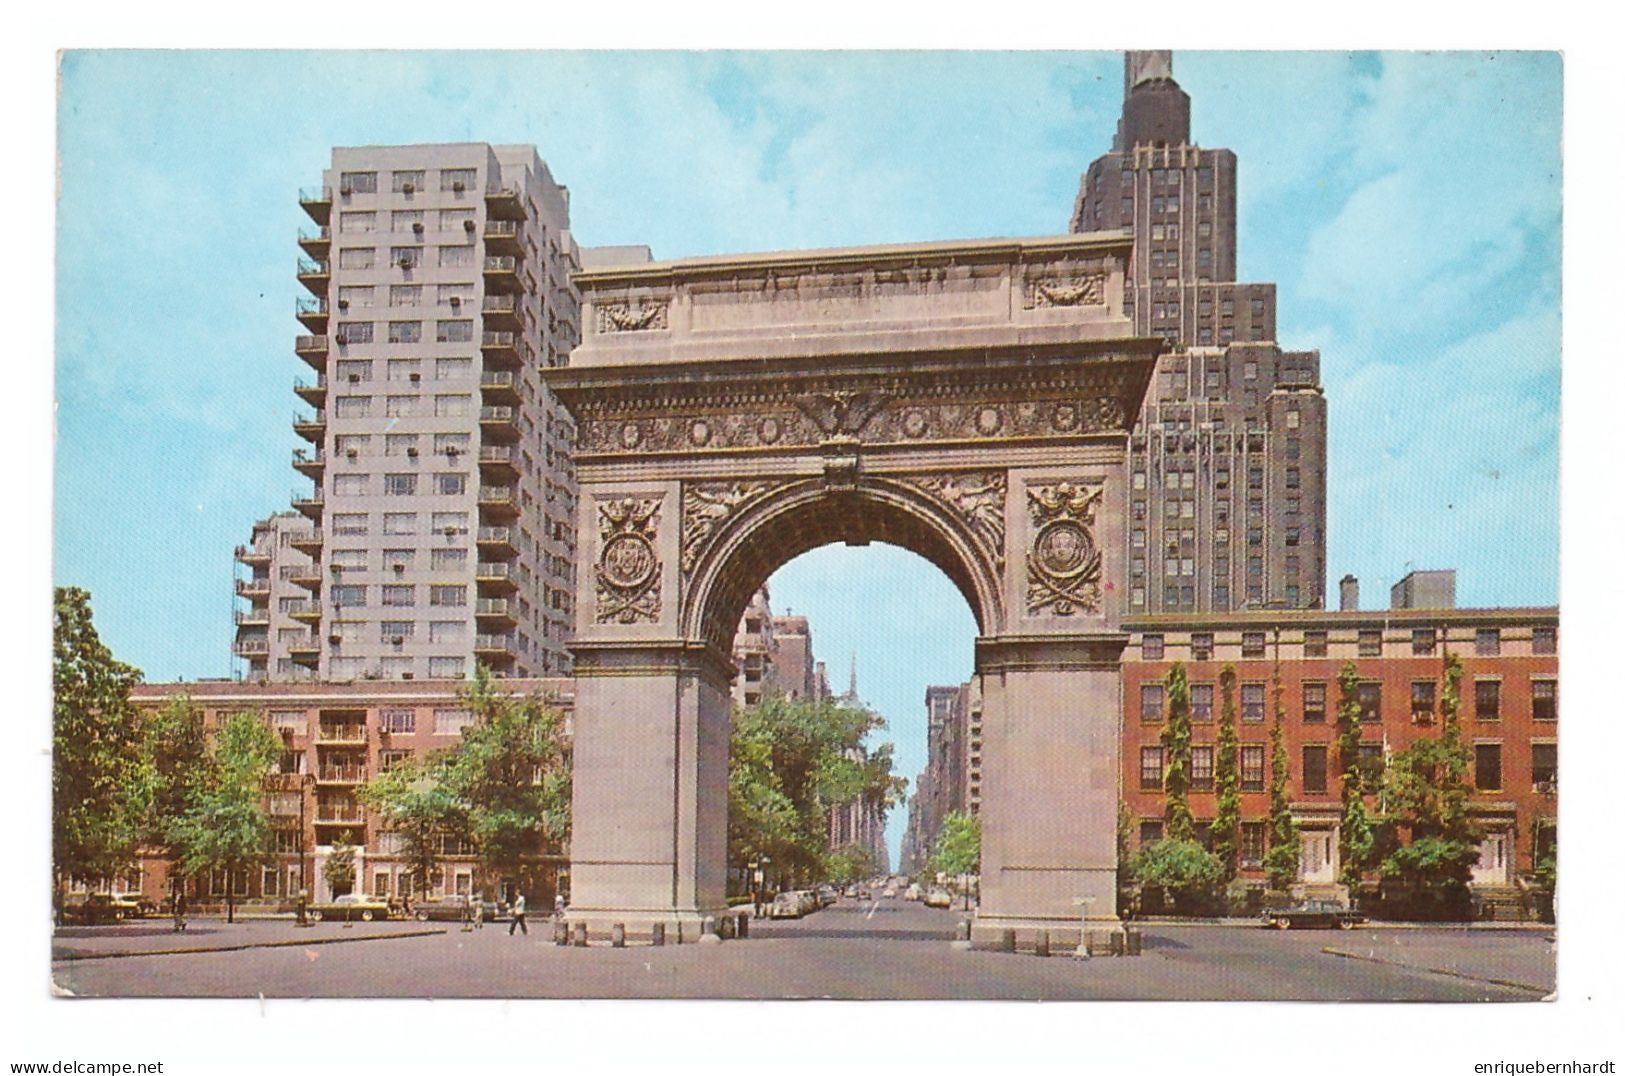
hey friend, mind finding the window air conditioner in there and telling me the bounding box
[412,222,424,233]
[462,217,474,229]
[337,299,349,310]
[339,185,353,196]
[391,636,404,645]
[406,446,418,456]
[402,182,415,194]
[409,373,421,383]
[454,181,466,193]
[345,448,357,459]
[347,375,360,385]
[398,257,414,269]
[335,334,349,345]
[449,296,461,307]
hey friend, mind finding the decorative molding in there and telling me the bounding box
[594,497,663,624]
[792,390,890,438]
[901,471,1008,575]
[1024,273,1106,309]
[1024,480,1104,617]
[596,299,670,334]
[681,481,778,575]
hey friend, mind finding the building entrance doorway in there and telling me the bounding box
[545,234,1159,948]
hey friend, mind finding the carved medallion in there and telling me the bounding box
[595,497,662,624]
[620,422,642,450]
[1052,402,1079,432]
[793,390,889,439]
[758,416,783,445]
[1025,480,1104,616]
[902,471,1007,575]
[681,481,777,575]
[689,420,711,447]
[1024,274,1106,309]
[901,409,930,439]
[596,299,670,333]
[974,406,1003,436]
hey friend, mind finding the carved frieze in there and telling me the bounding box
[595,298,670,334]
[594,497,663,624]
[793,390,890,439]
[1024,273,1106,310]
[901,471,1008,575]
[681,481,778,575]
[1024,480,1104,617]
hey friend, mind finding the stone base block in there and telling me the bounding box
[559,908,744,947]
[969,916,1136,956]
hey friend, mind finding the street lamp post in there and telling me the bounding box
[296,772,316,927]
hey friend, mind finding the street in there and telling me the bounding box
[52,898,1555,1001]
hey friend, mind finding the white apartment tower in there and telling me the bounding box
[240,144,582,681]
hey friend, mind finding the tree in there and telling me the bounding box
[824,843,875,886]
[1336,663,1377,890]
[1210,665,1242,882]
[1262,665,1301,891]
[53,587,146,904]
[1159,664,1195,842]
[169,710,281,923]
[136,694,209,902]
[359,752,467,901]
[442,667,572,900]
[931,810,981,878]
[1130,838,1223,915]
[1379,652,1482,918]
[323,839,357,900]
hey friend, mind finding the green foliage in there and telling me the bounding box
[359,753,467,897]
[52,587,146,890]
[727,692,904,888]
[1210,666,1242,881]
[931,810,981,878]
[1336,662,1377,888]
[824,843,875,885]
[137,694,209,861]
[1130,838,1224,913]
[1262,666,1301,890]
[1159,664,1194,842]
[168,711,282,922]
[1116,800,1136,888]
[323,840,357,897]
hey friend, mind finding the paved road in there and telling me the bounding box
[52,898,1555,1001]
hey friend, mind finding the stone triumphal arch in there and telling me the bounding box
[544,234,1160,948]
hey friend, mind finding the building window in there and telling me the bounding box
[433,708,474,736]
[1532,626,1557,655]
[428,657,466,679]
[1242,632,1265,658]
[429,620,466,643]
[341,211,377,234]
[380,708,416,734]
[1192,632,1213,661]
[1475,679,1501,722]
[1191,683,1214,724]
[340,171,377,194]
[1302,681,1327,724]
[1357,743,1385,786]
[1240,822,1266,868]
[1412,627,1436,656]
[1140,683,1165,724]
[1476,628,1501,657]
[333,513,367,536]
[1285,467,1300,489]
[1357,681,1382,724]
[391,246,421,269]
[1531,679,1557,722]
[439,245,474,268]
[430,585,467,607]
[384,433,418,457]
[381,585,414,607]
[1411,681,1436,724]
[338,247,376,270]
[1140,746,1164,791]
[1474,743,1502,791]
[1531,743,1557,789]
[1139,819,1163,847]
[1240,745,1265,791]
[389,285,421,307]
[434,393,471,417]
[434,473,467,496]
[1295,745,1327,795]
[388,321,423,344]
[431,548,467,571]
[1191,746,1214,792]
[1142,634,1164,660]
[384,473,417,497]
[1358,629,1382,657]
[392,170,425,193]
[391,210,424,233]
[331,585,366,607]
[334,395,371,419]
[1239,682,1265,724]
[441,168,477,192]
[332,473,367,497]
[1303,630,1327,658]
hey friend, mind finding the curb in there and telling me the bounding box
[53,928,447,963]
[1319,946,1551,996]
[1129,917,1554,932]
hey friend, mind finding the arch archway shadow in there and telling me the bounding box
[545,234,1159,951]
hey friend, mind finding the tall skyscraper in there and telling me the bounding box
[1073,52,1328,613]
[237,144,582,681]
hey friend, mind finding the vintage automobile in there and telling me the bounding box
[923,887,955,909]
[308,893,394,922]
[1261,899,1366,930]
[61,893,125,924]
[768,891,808,919]
[409,896,507,922]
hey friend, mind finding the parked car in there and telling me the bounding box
[308,893,394,922]
[904,883,924,901]
[769,892,807,919]
[61,893,124,924]
[816,884,839,906]
[844,885,860,898]
[923,887,954,909]
[1261,899,1366,930]
[882,885,898,899]
[409,896,503,922]
[109,893,154,918]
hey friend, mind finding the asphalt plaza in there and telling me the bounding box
[52,898,1555,1001]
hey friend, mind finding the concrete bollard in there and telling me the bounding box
[1127,928,1143,956]
[998,928,1015,953]
[718,915,734,940]
[736,914,749,939]
[698,915,722,945]
[1035,930,1050,958]
[651,922,665,947]
[572,921,587,948]
[1110,931,1126,957]
[553,919,568,946]
[611,923,626,948]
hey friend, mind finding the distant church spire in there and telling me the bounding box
[848,652,858,701]
[1124,49,1174,94]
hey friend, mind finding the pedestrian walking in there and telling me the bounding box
[172,890,187,934]
[508,891,527,936]
[460,894,474,932]
[473,894,485,930]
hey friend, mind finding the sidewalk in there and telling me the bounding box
[53,918,445,961]
[1129,915,1554,931]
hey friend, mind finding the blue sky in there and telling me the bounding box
[55,51,1562,864]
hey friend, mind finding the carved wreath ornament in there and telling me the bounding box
[1025,480,1103,616]
[595,497,662,624]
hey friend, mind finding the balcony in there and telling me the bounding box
[291,446,325,480]
[314,804,366,825]
[234,609,270,627]
[297,225,331,258]
[294,374,327,407]
[292,487,324,522]
[299,186,332,224]
[234,544,271,566]
[297,258,331,294]
[296,296,329,332]
[315,724,367,745]
[286,599,322,623]
[484,182,525,221]
[316,765,366,785]
[293,410,326,443]
[483,219,523,255]
[235,577,271,599]
[475,599,518,628]
[476,561,518,593]
[478,445,519,483]
[232,638,270,657]
[477,485,519,521]
[294,334,328,370]
[477,526,518,558]
[480,331,520,367]
[288,635,321,663]
[480,370,520,406]
[481,295,522,331]
[479,406,518,442]
[482,255,520,293]
[281,561,324,590]
[474,634,518,664]
[288,529,323,555]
